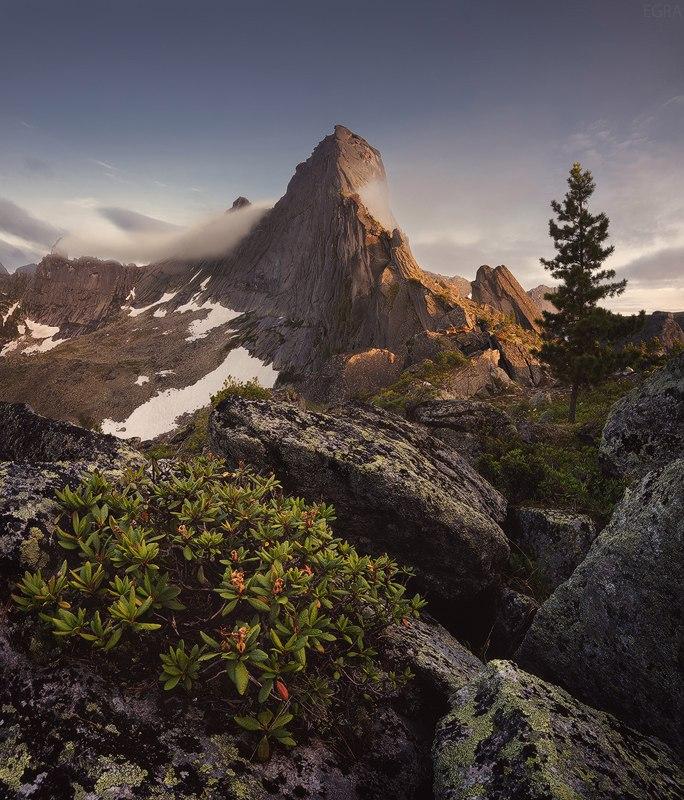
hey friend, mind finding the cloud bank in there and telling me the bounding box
[0,198,63,248]
[58,202,269,264]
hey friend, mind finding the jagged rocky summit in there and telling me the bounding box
[1,124,682,437]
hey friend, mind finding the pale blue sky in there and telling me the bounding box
[1,0,682,311]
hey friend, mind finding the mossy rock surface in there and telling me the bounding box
[517,458,684,750]
[433,660,684,800]
[600,353,684,479]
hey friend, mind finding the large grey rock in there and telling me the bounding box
[600,354,684,480]
[433,660,683,800]
[0,401,139,464]
[210,397,509,611]
[0,621,435,800]
[382,616,483,700]
[517,459,684,750]
[513,507,596,590]
[0,403,143,585]
[408,398,516,464]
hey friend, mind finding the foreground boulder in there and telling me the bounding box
[210,397,509,616]
[433,660,683,800]
[513,507,596,591]
[600,353,683,479]
[0,403,142,584]
[517,459,684,750]
[0,620,443,800]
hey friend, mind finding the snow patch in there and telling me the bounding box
[25,318,60,339]
[101,347,278,440]
[200,276,211,289]
[135,375,150,386]
[23,337,63,354]
[186,302,239,341]
[156,369,175,376]
[124,291,177,317]
[2,302,19,325]
[152,308,167,318]
[126,287,136,301]
[0,340,19,356]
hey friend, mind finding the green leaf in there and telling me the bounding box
[234,661,250,696]
[234,715,262,732]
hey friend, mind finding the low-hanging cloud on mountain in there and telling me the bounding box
[98,207,181,234]
[58,202,270,265]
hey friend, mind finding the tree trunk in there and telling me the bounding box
[569,383,579,422]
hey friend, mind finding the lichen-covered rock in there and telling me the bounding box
[0,404,143,586]
[407,399,516,464]
[382,616,484,699]
[516,459,684,751]
[600,354,683,479]
[0,613,463,800]
[433,660,684,800]
[513,507,596,590]
[210,397,509,615]
[0,402,141,465]
[487,588,538,658]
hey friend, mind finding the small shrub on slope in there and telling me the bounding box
[211,377,272,407]
[12,456,423,760]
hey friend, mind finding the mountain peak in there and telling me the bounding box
[227,196,251,213]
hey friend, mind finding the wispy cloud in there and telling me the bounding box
[99,207,180,234]
[90,158,118,171]
[0,198,63,248]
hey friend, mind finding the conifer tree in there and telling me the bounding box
[538,163,627,422]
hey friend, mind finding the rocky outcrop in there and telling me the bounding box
[228,195,251,212]
[623,310,684,353]
[433,660,683,800]
[0,261,8,276]
[425,271,472,297]
[318,348,404,401]
[517,459,684,750]
[526,283,556,315]
[471,265,542,332]
[210,396,509,619]
[0,402,139,465]
[600,353,684,479]
[437,348,516,399]
[20,254,138,337]
[492,335,545,386]
[408,399,516,464]
[512,507,596,591]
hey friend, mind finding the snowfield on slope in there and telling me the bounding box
[101,347,278,440]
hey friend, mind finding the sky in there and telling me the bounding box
[0,0,682,312]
